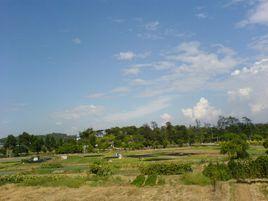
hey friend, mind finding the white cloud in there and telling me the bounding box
[231,69,241,76]
[168,42,239,75]
[231,58,268,76]
[182,97,221,122]
[250,34,268,53]
[138,51,151,59]
[160,113,172,123]
[153,61,176,70]
[224,0,255,7]
[122,67,140,76]
[55,122,62,125]
[111,86,130,94]
[228,87,252,100]
[86,92,106,99]
[145,21,159,31]
[111,18,125,23]
[250,103,266,113]
[238,88,252,96]
[237,0,268,27]
[122,41,240,99]
[221,58,268,115]
[196,13,207,19]
[116,51,136,61]
[115,51,150,61]
[72,37,81,44]
[122,63,152,76]
[105,97,171,122]
[131,78,151,86]
[139,42,239,96]
[56,104,104,120]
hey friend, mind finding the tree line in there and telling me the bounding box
[1,116,268,156]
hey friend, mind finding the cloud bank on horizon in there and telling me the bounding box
[1,0,268,136]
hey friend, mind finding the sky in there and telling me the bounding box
[1,0,268,137]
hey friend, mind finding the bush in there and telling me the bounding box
[0,174,26,185]
[203,162,231,181]
[263,139,268,149]
[0,174,87,188]
[252,156,268,178]
[220,137,249,159]
[131,175,146,187]
[56,144,82,154]
[140,163,192,175]
[228,155,268,179]
[203,162,232,191]
[144,174,157,186]
[228,159,248,179]
[181,173,211,186]
[89,160,113,176]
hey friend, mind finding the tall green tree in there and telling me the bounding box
[220,136,249,159]
[4,135,17,150]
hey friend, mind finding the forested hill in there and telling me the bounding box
[0,133,75,144]
[1,116,268,156]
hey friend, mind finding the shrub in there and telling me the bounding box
[144,174,157,186]
[181,173,211,186]
[0,174,26,185]
[157,176,165,185]
[56,144,82,154]
[131,175,146,187]
[0,174,87,188]
[220,137,249,159]
[228,159,248,179]
[203,162,231,191]
[263,139,268,149]
[203,162,231,181]
[264,139,268,154]
[228,155,268,179]
[140,163,192,175]
[252,156,268,178]
[89,160,113,176]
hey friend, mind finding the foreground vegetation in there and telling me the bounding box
[0,145,267,200]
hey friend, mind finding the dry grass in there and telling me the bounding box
[0,182,267,201]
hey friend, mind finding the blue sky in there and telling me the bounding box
[1,0,268,136]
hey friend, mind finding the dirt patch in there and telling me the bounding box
[232,183,268,201]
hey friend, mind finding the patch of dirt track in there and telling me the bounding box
[234,184,252,201]
[233,183,268,201]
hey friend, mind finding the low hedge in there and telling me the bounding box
[140,162,192,175]
[203,162,232,181]
[89,160,113,176]
[228,155,268,179]
[0,174,63,185]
